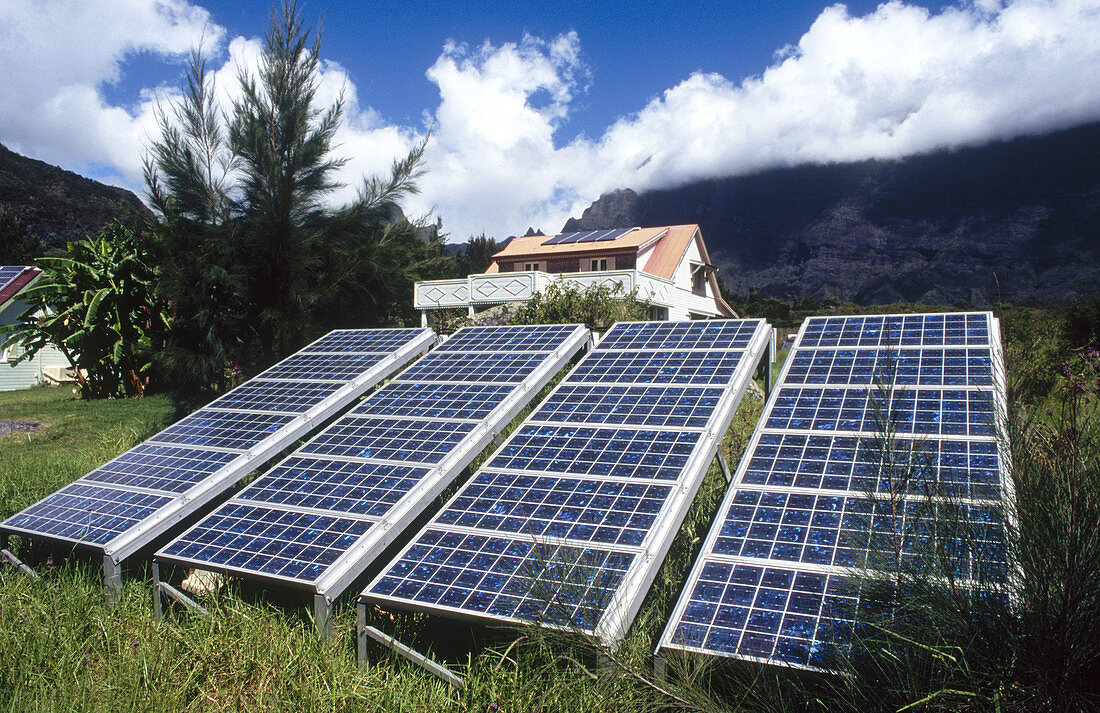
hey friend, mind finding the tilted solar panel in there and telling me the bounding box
[0,265,30,291]
[360,319,772,645]
[0,328,434,593]
[154,324,591,629]
[657,312,1010,670]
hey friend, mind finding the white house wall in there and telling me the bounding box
[0,298,73,391]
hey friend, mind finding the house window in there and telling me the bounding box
[590,258,608,271]
[691,264,707,295]
[523,263,540,271]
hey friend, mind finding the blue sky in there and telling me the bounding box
[2,0,1100,238]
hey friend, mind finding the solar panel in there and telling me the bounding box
[1,328,435,587]
[540,228,633,246]
[155,324,591,617]
[657,312,1010,670]
[0,265,30,291]
[361,319,772,643]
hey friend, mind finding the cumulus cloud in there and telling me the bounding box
[2,0,1100,239]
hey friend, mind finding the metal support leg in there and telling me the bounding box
[716,451,733,484]
[104,556,122,602]
[314,594,333,641]
[152,561,163,622]
[763,337,774,400]
[357,602,368,671]
[1,547,39,580]
[420,310,427,328]
[361,624,465,689]
[653,654,668,682]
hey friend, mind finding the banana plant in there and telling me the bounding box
[0,221,171,398]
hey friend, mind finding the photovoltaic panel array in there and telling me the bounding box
[155,324,591,606]
[658,312,1010,670]
[362,319,772,644]
[541,228,634,245]
[1,328,434,571]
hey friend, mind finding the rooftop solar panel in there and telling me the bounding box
[155,324,591,624]
[657,311,1010,671]
[361,319,773,642]
[1,328,435,591]
[0,265,30,291]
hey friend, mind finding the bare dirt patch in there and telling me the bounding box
[0,419,44,437]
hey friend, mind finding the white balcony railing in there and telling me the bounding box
[413,270,677,310]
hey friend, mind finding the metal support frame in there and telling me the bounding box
[152,562,211,619]
[1,541,39,580]
[715,451,733,484]
[359,621,465,689]
[103,556,122,602]
[314,594,333,640]
[755,334,774,400]
[653,654,668,682]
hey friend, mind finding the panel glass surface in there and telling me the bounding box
[238,457,430,517]
[159,502,373,584]
[784,348,993,387]
[300,418,475,463]
[764,387,995,437]
[799,314,990,348]
[149,409,296,450]
[369,529,636,628]
[306,328,425,353]
[350,382,514,421]
[3,483,173,545]
[433,324,579,353]
[398,352,547,383]
[81,444,240,494]
[597,320,758,351]
[206,380,344,413]
[257,353,386,381]
[668,562,857,669]
[739,433,1002,500]
[568,350,742,385]
[436,471,672,546]
[489,425,700,480]
[712,489,1004,579]
[533,385,723,428]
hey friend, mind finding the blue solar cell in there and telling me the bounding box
[669,562,858,668]
[740,433,1002,500]
[433,324,579,353]
[149,409,295,451]
[368,529,635,631]
[207,380,344,413]
[306,328,425,353]
[532,385,723,428]
[489,425,700,480]
[435,471,673,547]
[568,350,743,385]
[598,320,757,351]
[398,352,547,383]
[257,353,387,381]
[785,348,993,387]
[238,457,429,517]
[764,387,996,437]
[2,483,172,545]
[351,382,514,421]
[300,418,475,463]
[81,444,240,494]
[712,489,1004,579]
[799,314,990,348]
[159,502,373,584]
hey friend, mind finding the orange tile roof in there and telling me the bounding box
[640,225,699,281]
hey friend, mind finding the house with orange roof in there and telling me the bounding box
[413,225,736,324]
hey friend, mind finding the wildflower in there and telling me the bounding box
[46,555,53,569]
[489,704,500,712]
[132,641,140,647]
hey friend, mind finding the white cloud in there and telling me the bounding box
[2,0,1100,240]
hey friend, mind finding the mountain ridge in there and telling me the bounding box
[563,122,1100,304]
